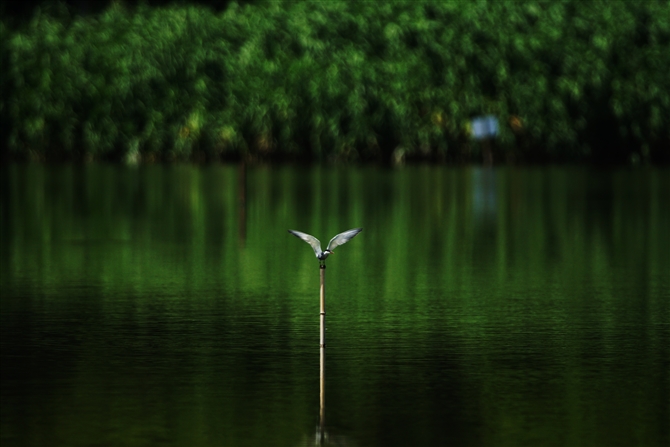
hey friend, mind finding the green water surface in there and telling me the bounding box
[1,164,668,447]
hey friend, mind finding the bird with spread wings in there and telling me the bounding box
[288,228,362,265]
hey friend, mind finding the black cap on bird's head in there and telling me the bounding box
[317,250,332,261]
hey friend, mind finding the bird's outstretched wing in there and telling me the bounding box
[288,230,323,257]
[326,228,362,251]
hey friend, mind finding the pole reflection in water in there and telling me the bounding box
[312,345,355,447]
[317,344,326,445]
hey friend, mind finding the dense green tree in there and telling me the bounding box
[2,1,668,163]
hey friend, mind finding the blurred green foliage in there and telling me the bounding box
[1,0,669,163]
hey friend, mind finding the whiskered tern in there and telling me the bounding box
[288,228,362,265]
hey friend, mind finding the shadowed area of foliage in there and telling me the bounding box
[1,0,669,163]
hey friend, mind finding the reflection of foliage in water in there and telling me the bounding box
[1,1,669,163]
[1,164,668,447]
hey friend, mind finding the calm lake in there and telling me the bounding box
[1,164,668,447]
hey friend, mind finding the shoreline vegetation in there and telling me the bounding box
[1,0,669,164]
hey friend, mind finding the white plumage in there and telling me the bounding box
[288,228,362,263]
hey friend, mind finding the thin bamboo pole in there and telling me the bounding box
[319,264,326,435]
[320,264,326,348]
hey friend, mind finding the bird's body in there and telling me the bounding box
[288,228,362,265]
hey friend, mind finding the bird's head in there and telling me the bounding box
[317,250,333,261]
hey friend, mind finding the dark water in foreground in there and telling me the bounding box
[1,164,668,447]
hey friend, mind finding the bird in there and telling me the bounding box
[288,228,362,265]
